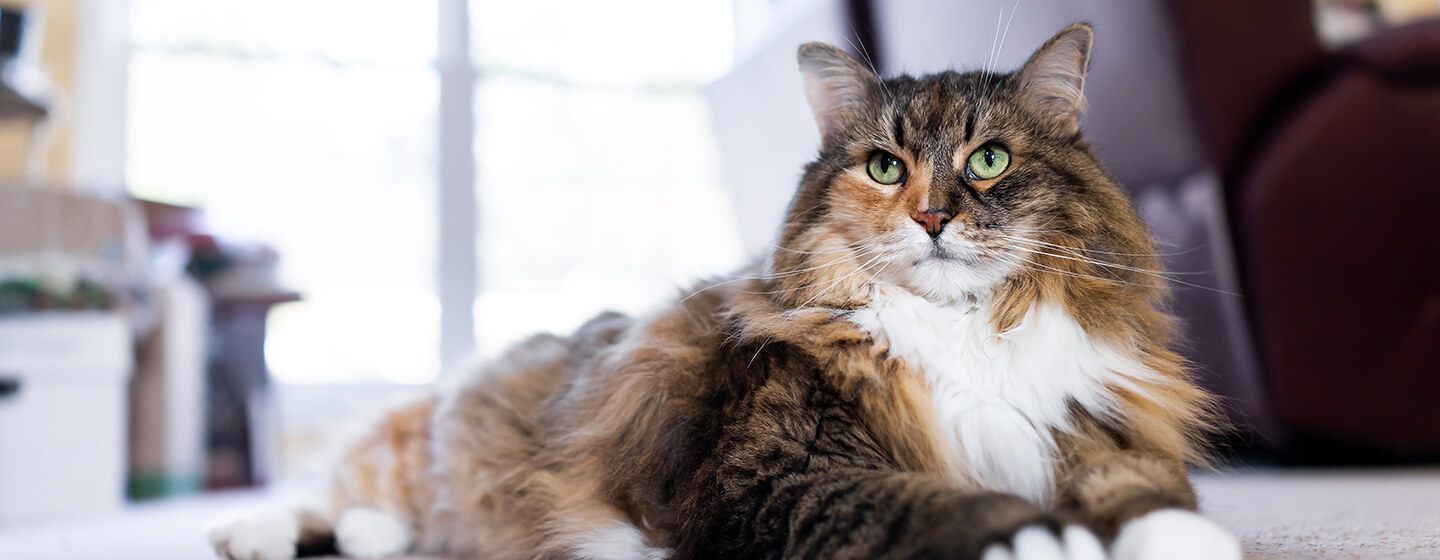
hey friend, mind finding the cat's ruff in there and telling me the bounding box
[851,282,1165,505]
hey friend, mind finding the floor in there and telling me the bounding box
[1,469,1437,559]
[1194,469,1440,559]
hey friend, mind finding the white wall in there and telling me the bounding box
[706,0,845,257]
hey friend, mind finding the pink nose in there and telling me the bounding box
[912,208,953,238]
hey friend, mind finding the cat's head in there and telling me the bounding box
[773,24,1164,319]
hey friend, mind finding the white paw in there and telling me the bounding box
[866,282,912,303]
[1112,509,1241,560]
[852,283,923,346]
[208,511,300,560]
[981,525,1107,560]
[334,508,412,558]
[571,521,672,560]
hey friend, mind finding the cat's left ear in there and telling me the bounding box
[1016,23,1093,137]
[798,43,883,144]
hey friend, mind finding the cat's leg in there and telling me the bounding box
[209,397,435,559]
[541,502,670,560]
[207,492,337,560]
[1054,451,1240,560]
[322,397,437,558]
[208,499,414,560]
[892,487,1104,560]
[687,465,1102,560]
[669,346,1108,559]
[977,523,1107,560]
[208,499,415,560]
[331,507,413,559]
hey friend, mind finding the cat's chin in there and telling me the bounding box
[879,255,1014,307]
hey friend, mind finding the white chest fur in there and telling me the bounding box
[848,285,1158,505]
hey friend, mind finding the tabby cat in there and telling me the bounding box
[211,24,1242,560]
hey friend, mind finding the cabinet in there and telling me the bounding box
[0,313,131,524]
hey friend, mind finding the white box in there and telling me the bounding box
[0,312,132,525]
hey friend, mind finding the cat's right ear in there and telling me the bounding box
[798,43,883,143]
[1015,24,1093,138]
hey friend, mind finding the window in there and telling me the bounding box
[128,0,440,384]
[125,1,742,383]
[469,0,741,354]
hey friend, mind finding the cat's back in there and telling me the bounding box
[418,287,747,557]
[440,309,638,438]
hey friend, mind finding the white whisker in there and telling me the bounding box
[684,246,888,301]
[1000,238,1206,277]
[975,4,1007,117]
[994,0,1021,80]
[985,7,1004,75]
[797,251,892,309]
[994,233,1200,258]
[997,253,1151,289]
[1002,244,1239,296]
[771,231,889,255]
[841,30,893,106]
[850,258,895,301]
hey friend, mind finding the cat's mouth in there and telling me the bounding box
[885,243,1016,304]
[919,245,981,266]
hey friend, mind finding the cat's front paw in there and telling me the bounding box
[1111,509,1240,560]
[864,282,912,306]
[334,508,412,558]
[208,511,300,560]
[981,525,1107,560]
[853,282,912,354]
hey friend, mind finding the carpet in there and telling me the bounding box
[1195,469,1440,559]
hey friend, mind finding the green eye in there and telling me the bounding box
[867,152,906,185]
[967,144,1011,180]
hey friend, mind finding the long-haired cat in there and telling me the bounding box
[211,24,1242,560]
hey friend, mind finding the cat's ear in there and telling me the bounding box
[1016,23,1093,137]
[798,43,883,142]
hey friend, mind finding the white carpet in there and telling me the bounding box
[1,469,1437,559]
[1196,469,1440,559]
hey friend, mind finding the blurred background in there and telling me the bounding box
[0,0,1437,537]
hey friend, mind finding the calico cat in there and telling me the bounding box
[211,24,1242,560]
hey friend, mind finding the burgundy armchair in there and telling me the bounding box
[1169,0,1440,459]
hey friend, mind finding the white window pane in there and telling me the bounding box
[470,0,733,87]
[474,77,744,355]
[127,51,440,384]
[131,0,436,65]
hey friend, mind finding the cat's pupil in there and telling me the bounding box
[983,150,995,168]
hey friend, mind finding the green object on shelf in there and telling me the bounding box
[0,279,44,313]
[0,277,116,314]
[126,471,203,501]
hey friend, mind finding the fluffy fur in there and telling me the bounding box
[213,24,1236,560]
[850,284,1174,506]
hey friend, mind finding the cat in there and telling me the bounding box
[210,24,1242,560]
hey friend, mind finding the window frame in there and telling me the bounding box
[93,0,738,381]
[87,0,481,375]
